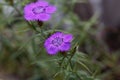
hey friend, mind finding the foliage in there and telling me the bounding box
[0,0,120,80]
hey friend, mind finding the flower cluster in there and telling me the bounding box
[24,0,56,21]
[44,32,73,55]
[24,1,73,55]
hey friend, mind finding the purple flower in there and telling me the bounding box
[44,32,73,55]
[24,0,56,21]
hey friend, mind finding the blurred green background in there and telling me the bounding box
[0,0,120,80]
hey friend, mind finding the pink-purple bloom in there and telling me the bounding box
[44,32,73,55]
[24,0,56,21]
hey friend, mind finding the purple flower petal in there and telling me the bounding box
[46,5,57,13]
[63,34,73,42]
[59,42,71,51]
[44,32,73,55]
[24,1,56,21]
[24,14,35,21]
[46,45,59,55]
[44,38,51,48]
[38,13,51,21]
[51,32,64,39]
[24,3,36,13]
[24,3,36,20]
[36,0,48,7]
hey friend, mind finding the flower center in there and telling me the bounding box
[32,6,45,14]
[52,37,63,47]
